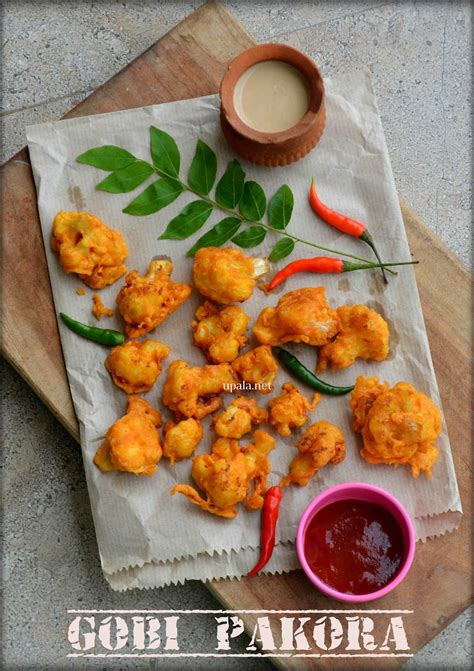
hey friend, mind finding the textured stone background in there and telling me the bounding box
[1,1,472,669]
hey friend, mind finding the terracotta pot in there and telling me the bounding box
[220,43,326,167]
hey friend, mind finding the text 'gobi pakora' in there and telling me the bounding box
[105,340,170,394]
[254,287,340,347]
[232,345,278,394]
[192,301,250,363]
[116,259,191,338]
[52,211,128,289]
[193,247,269,304]
[268,383,320,437]
[317,304,389,372]
[213,397,268,439]
[94,396,162,476]
[162,418,203,466]
[172,430,275,518]
[351,376,442,477]
[162,360,238,420]
[281,420,346,487]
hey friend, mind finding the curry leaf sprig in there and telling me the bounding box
[76,126,378,263]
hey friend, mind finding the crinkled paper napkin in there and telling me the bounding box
[26,71,462,590]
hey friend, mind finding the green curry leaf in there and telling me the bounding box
[96,160,154,193]
[76,145,137,171]
[232,226,266,248]
[239,181,267,222]
[186,217,241,256]
[123,178,183,215]
[150,126,181,179]
[268,184,294,230]
[268,237,295,261]
[188,139,218,196]
[159,200,213,240]
[215,160,245,209]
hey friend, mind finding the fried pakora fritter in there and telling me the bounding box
[232,345,278,394]
[268,383,320,437]
[162,418,203,466]
[116,259,191,338]
[253,287,340,347]
[213,397,268,439]
[92,294,114,320]
[193,247,269,304]
[105,339,170,394]
[351,376,442,477]
[162,360,238,419]
[192,302,250,363]
[51,211,128,289]
[94,396,162,476]
[280,420,346,487]
[172,430,275,517]
[317,304,389,372]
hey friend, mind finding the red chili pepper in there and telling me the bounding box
[247,486,283,576]
[309,179,389,283]
[267,256,417,291]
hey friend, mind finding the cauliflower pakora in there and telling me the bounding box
[172,430,275,517]
[232,345,278,394]
[116,259,191,338]
[253,287,340,347]
[268,383,320,437]
[351,376,442,477]
[317,304,389,372]
[193,247,269,304]
[94,396,162,476]
[92,294,114,320]
[105,339,170,394]
[51,211,128,289]
[192,302,250,363]
[280,420,346,487]
[162,360,238,419]
[213,397,268,439]
[162,418,203,466]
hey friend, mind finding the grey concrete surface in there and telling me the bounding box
[1,1,472,670]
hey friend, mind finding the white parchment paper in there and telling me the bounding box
[26,71,462,590]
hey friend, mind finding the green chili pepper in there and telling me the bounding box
[60,312,125,346]
[275,347,355,396]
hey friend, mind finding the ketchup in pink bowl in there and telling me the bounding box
[304,499,404,595]
[296,483,415,602]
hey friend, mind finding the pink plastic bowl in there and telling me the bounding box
[296,482,415,603]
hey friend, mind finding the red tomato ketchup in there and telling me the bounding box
[303,499,405,595]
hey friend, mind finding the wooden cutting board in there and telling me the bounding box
[1,2,470,667]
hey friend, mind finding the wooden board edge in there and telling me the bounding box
[2,348,80,441]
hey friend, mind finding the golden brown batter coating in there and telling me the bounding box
[94,396,162,476]
[105,339,170,394]
[253,287,340,347]
[317,304,389,372]
[192,301,250,363]
[231,345,278,394]
[268,383,320,437]
[172,430,275,518]
[280,420,346,487]
[162,418,203,466]
[213,397,268,439]
[351,376,442,477]
[116,259,191,338]
[162,360,238,420]
[51,211,128,289]
[92,294,114,320]
[193,247,269,304]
